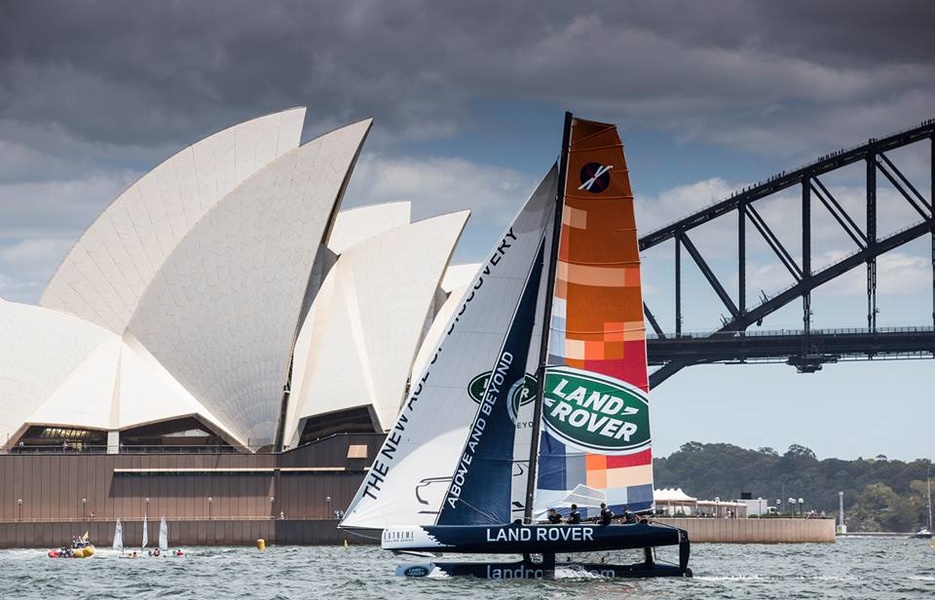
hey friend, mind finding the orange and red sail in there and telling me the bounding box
[536,116,653,516]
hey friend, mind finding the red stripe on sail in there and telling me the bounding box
[605,448,653,468]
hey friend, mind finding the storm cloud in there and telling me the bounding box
[1,0,934,302]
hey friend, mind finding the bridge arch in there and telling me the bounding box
[640,120,935,388]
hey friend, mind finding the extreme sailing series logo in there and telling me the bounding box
[541,366,650,454]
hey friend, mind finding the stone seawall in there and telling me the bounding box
[653,517,836,543]
[1,517,837,549]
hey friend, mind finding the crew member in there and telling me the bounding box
[567,503,581,524]
[599,502,613,525]
[623,505,637,523]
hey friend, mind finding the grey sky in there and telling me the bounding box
[3,1,934,150]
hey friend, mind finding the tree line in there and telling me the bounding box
[653,441,933,533]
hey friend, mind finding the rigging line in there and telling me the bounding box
[341,528,381,542]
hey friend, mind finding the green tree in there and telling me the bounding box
[653,443,932,532]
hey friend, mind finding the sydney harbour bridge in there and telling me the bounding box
[642,119,935,389]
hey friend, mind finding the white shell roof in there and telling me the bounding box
[3,109,489,451]
[285,210,469,443]
[440,262,482,293]
[409,262,481,378]
[0,301,231,446]
[126,118,373,446]
[40,108,307,333]
[0,300,112,443]
[326,202,411,255]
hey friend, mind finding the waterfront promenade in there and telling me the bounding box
[651,517,836,543]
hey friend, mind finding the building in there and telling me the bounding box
[0,109,482,545]
[1,108,470,455]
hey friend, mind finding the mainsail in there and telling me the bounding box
[159,517,168,552]
[112,519,123,553]
[141,514,148,550]
[533,116,653,518]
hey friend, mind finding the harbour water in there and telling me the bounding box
[3,536,933,599]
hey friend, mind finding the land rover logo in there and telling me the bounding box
[542,366,650,454]
[403,565,430,577]
[468,372,537,408]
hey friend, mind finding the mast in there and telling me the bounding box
[928,475,932,531]
[523,112,573,523]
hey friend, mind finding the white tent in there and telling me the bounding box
[654,487,698,515]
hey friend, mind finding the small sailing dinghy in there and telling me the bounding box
[340,114,691,579]
[47,531,95,558]
[141,514,150,556]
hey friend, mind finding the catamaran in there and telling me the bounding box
[340,113,691,579]
[913,476,932,539]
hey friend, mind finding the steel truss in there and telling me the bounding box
[641,119,935,388]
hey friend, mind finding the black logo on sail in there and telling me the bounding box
[578,162,613,193]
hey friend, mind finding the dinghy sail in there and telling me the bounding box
[159,517,169,552]
[113,519,124,554]
[340,113,690,579]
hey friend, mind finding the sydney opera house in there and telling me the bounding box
[0,108,479,546]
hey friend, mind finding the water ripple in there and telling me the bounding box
[3,536,934,600]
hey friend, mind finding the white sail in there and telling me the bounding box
[158,517,168,551]
[340,165,559,530]
[141,515,148,550]
[112,519,123,553]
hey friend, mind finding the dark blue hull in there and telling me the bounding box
[383,522,686,554]
[385,521,691,578]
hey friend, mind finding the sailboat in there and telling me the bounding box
[913,476,933,539]
[159,517,169,553]
[340,114,691,578]
[113,519,124,555]
[141,514,149,552]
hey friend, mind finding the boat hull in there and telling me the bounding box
[384,522,691,578]
[47,544,95,558]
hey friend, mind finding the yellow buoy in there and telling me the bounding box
[256,538,266,551]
